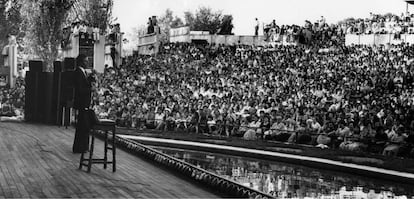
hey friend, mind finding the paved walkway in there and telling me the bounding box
[0,122,221,198]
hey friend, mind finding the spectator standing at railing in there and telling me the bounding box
[255,18,259,36]
[188,108,199,133]
[147,17,154,34]
[199,105,210,134]
[383,125,407,156]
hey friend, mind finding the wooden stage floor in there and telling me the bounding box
[0,122,221,198]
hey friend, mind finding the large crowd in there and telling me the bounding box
[0,77,25,119]
[346,13,414,34]
[91,38,414,157]
[1,13,414,158]
[262,12,414,48]
[263,12,414,48]
[263,16,345,47]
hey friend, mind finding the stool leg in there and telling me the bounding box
[87,133,95,173]
[112,128,116,172]
[104,131,108,169]
[79,152,85,170]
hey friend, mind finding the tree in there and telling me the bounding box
[184,7,227,34]
[159,8,174,25]
[158,9,184,42]
[0,0,7,40]
[21,0,75,71]
[171,16,184,28]
[192,7,222,34]
[218,15,233,35]
[5,1,23,34]
[184,11,194,27]
[0,0,7,65]
[337,17,355,26]
[17,0,114,71]
[0,0,24,65]
[67,0,114,32]
[0,0,23,45]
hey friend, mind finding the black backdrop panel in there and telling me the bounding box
[60,71,75,103]
[28,60,43,72]
[24,72,57,124]
[24,71,38,122]
[25,59,77,125]
[53,61,62,125]
[36,73,53,123]
[63,57,76,71]
[53,61,62,73]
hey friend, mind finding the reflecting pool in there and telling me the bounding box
[150,146,414,199]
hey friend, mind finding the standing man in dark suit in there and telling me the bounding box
[72,54,94,153]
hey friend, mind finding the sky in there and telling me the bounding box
[113,0,408,48]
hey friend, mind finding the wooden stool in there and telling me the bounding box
[79,119,116,173]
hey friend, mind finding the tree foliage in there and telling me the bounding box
[157,9,184,42]
[171,16,184,28]
[0,0,7,65]
[183,11,194,28]
[184,7,233,35]
[218,15,234,35]
[0,0,24,65]
[337,17,356,25]
[15,0,113,71]
[186,7,222,34]
[0,0,9,49]
[0,0,23,47]
[132,6,234,48]
[67,0,114,32]
[20,0,74,71]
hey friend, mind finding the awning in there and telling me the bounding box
[406,0,414,5]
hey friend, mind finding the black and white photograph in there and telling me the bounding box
[0,0,414,198]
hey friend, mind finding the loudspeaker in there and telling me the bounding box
[53,61,62,125]
[60,71,75,103]
[63,57,76,71]
[53,61,62,73]
[25,71,56,124]
[37,72,54,123]
[59,71,75,127]
[25,71,39,122]
[29,60,43,72]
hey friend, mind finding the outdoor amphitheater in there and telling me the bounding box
[0,0,414,198]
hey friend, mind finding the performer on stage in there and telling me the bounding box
[72,54,95,153]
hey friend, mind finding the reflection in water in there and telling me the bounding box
[151,146,414,199]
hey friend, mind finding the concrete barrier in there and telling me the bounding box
[226,36,239,45]
[102,132,274,199]
[121,135,414,185]
[137,33,160,55]
[170,34,287,46]
[346,34,414,45]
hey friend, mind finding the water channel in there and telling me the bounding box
[150,146,414,199]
